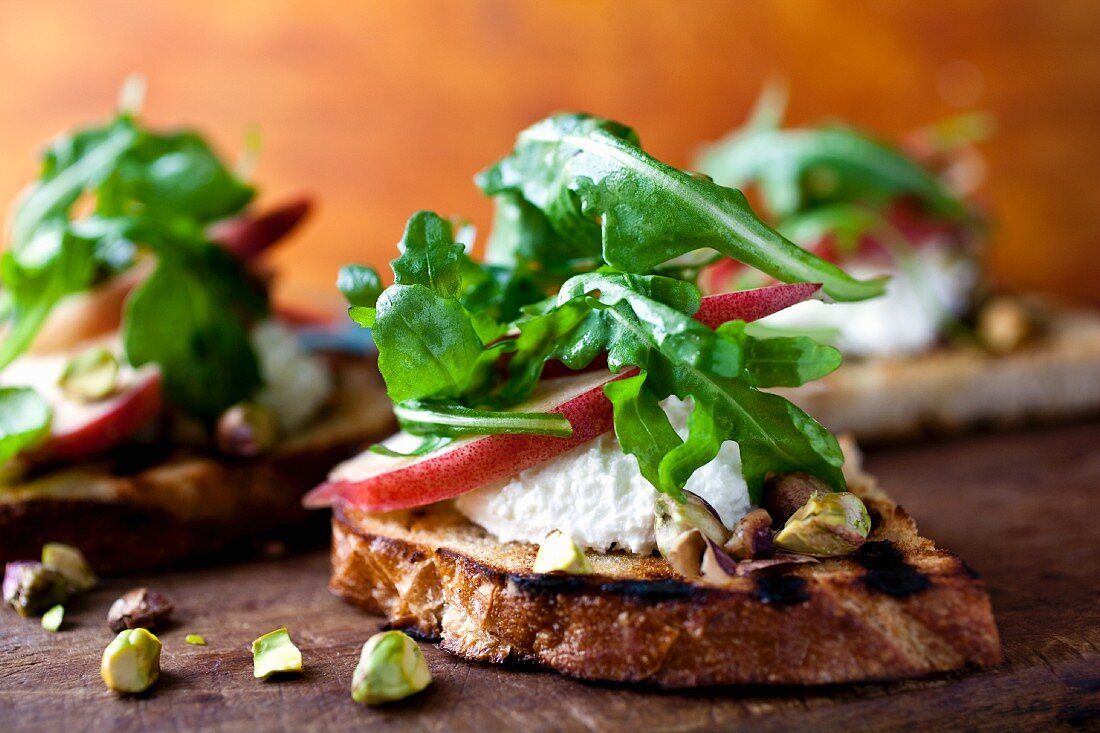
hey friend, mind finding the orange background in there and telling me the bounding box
[0,0,1097,309]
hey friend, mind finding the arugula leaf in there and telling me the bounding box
[337,264,383,307]
[0,225,97,370]
[0,387,51,463]
[372,284,486,404]
[507,271,846,497]
[719,322,843,388]
[123,241,263,418]
[394,401,572,438]
[695,91,967,221]
[1,101,266,420]
[478,114,885,302]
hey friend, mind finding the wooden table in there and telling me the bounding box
[2,422,1098,732]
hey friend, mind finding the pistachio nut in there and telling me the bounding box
[351,630,432,705]
[41,604,65,632]
[107,588,175,632]
[3,561,70,617]
[59,347,120,402]
[42,542,97,592]
[532,530,592,575]
[654,490,730,578]
[216,402,280,457]
[733,553,820,577]
[774,491,871,557]
[101,628,162,694]
[185,634,207,646]
[699,537,740,585]
[252,627,303,679]
[724,508,774,559]
[761,472,833,526]
[977,295,1034,355]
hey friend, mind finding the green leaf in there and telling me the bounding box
[12,121,138,247]
[721,323,843,388]
[111,130,255,222]
[509,271,846,497]
[123,248,262,418]
[337,264,383,308]
[391,211,465,297]
[604,372,681,493]
[696,97,967,221]
[478,114,884,302]
[394,400,572,438]
[372,284,485,404]
[0,225,97,370]
[0,387,52,463]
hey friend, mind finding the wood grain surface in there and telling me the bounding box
[0,0,1097,308]
[2,421,1098,732]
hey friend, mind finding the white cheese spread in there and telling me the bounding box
[252,320,334,433]
[761,244,977,358]
[455,397,752,554]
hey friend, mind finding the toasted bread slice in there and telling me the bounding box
[328,462,1001,687]
[0,359,394,573]
[785,306,1100,441]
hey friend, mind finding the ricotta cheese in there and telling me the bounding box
[455,398,752,554]
[252,320,334,433]
[760,244,977,358]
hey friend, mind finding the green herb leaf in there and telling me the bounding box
[394,401,572,438]
[123,240,264,418]
[512,271,846,497]
[372,284,485,404]
[720,322,843,387]
[696,93,967,221]
[337,265,383,308]
[0,387,52,463]
[391,211,465,297]
[478,114,885,302]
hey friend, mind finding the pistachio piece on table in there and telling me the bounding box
[655,490,730,578]
[3,561,70,617]
[216,402,280,457]
[532,530,592,575]
[774,491,871,557]
[59,347,120,402]
[352,630,432,705]
[185,634,207,646]
[761,472,833,526]
[101,628,161,694]
[724,508,774,559]
[252,627,303,679]
[107,588,174,632]
[42,542,97,592]
[41,604,64,632]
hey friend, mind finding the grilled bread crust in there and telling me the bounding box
[0,359,394,573]
[788,307,1100,441]
[329,468,1001,688]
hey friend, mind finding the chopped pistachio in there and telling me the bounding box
[185,634,207,646]
[216,402,280,457]
[532,530,592,575]
[351,630,432,705]
[41,604,64,632]
[3,561,69,617]
[41,542,97,592]
[107,588,174,632]
[774,491,871,557]
[654,490,730,577]
[761,472,833,526]
[724,508,775,560]
[252,627,303,679]
[101,628,162,694]
[58,347,120,402]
